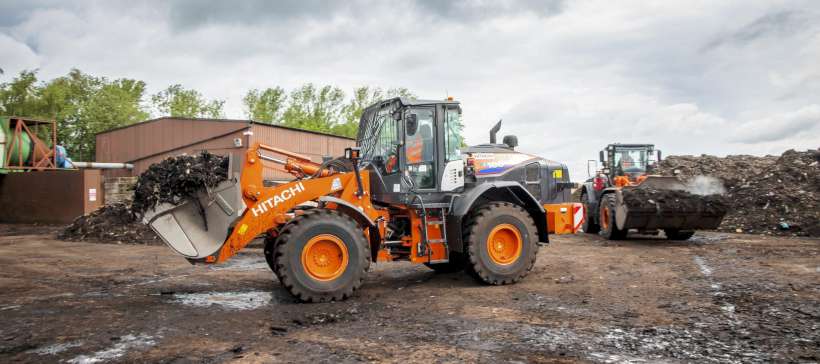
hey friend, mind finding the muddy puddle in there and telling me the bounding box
[66,334,156,364]
[170,291,274,310]
[208,253,268,271]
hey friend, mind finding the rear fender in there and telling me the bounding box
[448,182,547,253]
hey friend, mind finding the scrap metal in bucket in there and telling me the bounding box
[142,155,245,260]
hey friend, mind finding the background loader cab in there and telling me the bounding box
[602,144,661,182]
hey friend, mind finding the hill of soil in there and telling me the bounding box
[658,148,820,237]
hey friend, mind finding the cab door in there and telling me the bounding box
[403,107,438,191]
[403,105,464,194]
[439,105,465,192]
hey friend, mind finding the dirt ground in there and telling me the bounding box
[1,225,818,363]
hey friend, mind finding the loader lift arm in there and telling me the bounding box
[205,143,386,263]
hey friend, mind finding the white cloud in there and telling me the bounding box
[1,0,818,180]
[732,104,820,143]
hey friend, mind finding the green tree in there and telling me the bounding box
[0,69,149,161]
[242,87,286,123]
[332,86,416,138]
[0,70,40,116]
[281,84,345,133]
[151,84,224,118]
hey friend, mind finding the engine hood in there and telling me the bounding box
[465,144,566,177]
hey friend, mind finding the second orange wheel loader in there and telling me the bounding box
[143,97,583,302]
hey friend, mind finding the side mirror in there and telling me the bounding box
[405,114,418,136]
[599,150,605,163]
[657,150,662,161]
[586,160,597,178]
[502,135,518,149]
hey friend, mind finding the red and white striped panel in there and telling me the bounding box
[573,203,584,232]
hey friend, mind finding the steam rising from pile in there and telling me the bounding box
[685,176,726,196]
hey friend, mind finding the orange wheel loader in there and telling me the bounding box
[579,143,727,240]
[143,98,583,302]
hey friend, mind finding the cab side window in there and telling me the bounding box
[372,113,399,174]
[444,108,463,161]
[405,108,435,188]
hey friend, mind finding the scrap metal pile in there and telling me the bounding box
[130,151,229,215]
[60,152,229,244]
[658,149,820,236]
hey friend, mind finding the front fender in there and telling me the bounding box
[448,182,548,253]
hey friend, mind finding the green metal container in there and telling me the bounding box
[0,117,34,172]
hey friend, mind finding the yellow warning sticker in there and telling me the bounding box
[552,169,563,179]
[237,224,249,235]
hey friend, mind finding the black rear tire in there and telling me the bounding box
[599,194,627,240]
[580,191,600,234]
[273,209,370,302]
[665,229,695,241]
[463,202,538,285]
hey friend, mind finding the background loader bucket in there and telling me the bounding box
[615,176,727,231]
[142,179,245,259]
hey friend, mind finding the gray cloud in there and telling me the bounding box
[413,0,566,21]
[732,105,820,144]
[1,0,818,179]
[702,10,817,51]
[167,0,349,30]
[167,0,566,31]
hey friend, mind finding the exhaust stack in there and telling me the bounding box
[489,119,502,144]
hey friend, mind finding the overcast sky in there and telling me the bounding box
[2,0,818,180]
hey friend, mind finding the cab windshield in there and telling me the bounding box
[613,147,648,174]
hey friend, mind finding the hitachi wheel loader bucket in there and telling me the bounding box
[613,176,727,231]
[142,178,245,260]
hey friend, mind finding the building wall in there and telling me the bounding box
[128,130,248,178]
[96,118,248,165]
[95,118,355,182]
[0,169,103,224]
[250,124,355,181]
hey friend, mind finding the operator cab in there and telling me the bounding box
[358,97,465,206]
[599,144,662,181]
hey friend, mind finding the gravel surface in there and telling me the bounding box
[2,230,817,363]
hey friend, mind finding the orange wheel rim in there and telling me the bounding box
[600,204,610,230]
[301,234,349,281]
[486,224,522,265]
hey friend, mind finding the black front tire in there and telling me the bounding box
[580,191,600,234]
[599,194,627,240]
[463,202,538,285]
[665,229,695,241]
[273,210,370,302]
[263,234,281,279]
